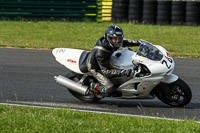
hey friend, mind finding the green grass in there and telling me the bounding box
[0,21,200,57]
[0,105,199,133]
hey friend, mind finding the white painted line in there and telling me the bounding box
[71,108,200,124]
[0,102,199,124]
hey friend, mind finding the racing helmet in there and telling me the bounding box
[105,25,124,48]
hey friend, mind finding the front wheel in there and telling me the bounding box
[155,78,192,107]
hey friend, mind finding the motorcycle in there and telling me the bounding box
[52,40,192,107]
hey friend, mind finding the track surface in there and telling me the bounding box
[0,48,200,120]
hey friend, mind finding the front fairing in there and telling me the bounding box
[132,40,175,75]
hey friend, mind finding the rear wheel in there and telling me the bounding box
[66,71,101,102]
[155,78,192,107]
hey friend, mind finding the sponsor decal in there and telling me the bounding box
[166,52,171,58]
[57,48,66,54]
[67,59,77,63]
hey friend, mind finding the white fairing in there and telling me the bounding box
[52,48,84,74]
[109,40,178,98]
[132,44,175,75]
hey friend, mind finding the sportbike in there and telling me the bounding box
[52,40,192,107]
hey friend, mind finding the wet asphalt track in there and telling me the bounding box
[0,48,200,121]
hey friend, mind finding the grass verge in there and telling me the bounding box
[0,105,199,133]
[0,21,200,58]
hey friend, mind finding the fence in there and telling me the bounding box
[0,0,97,21]
[0,0,199,25]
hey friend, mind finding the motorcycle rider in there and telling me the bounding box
[87,25,141,98]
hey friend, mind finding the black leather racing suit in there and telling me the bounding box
[87,36,140,95]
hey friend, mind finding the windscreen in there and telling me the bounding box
[136,41,163,61]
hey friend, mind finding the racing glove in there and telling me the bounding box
[120,69,135,77]
[101,69,121,78]
[122,39,141,47]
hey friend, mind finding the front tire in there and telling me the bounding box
[155,78,192,107]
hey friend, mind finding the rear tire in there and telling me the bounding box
[66,71,101,102]
[155,78,192,107]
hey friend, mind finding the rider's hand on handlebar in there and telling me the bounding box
[134,64,142,77]
[120,69,134,77]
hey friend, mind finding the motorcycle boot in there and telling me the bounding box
[90,82,108,98]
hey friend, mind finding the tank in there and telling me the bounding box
[109,49,135,70]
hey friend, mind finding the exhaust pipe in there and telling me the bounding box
[54,75,88,95]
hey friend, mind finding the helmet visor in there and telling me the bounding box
[108,36,123,47]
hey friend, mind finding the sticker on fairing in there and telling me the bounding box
[57,48,66,54]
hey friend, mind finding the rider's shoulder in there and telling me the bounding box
[95,37,107,47]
